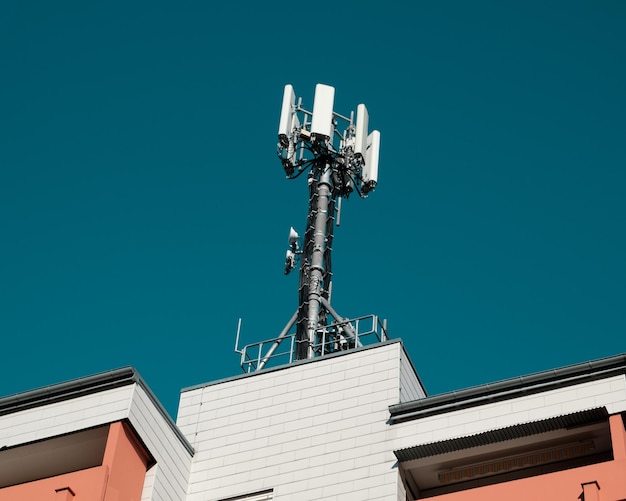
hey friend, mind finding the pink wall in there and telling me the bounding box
[0,466,109,501]
[430,415,626,501]
[102,421,153,501]
[0,421,151,501]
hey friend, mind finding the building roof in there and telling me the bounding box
[389,353,626,424]
[0,366,194,456]
[182,338,424,393]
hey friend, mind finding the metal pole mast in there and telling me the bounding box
[296,163,333,359]
[279,84,381,361]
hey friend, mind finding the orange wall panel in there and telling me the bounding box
[609,414,626,460]
[0,465,109,501]
[429,459,626,501]
[0,421,151,501]
[102,421,152,501]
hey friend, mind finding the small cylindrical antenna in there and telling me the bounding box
[336,196,342,227]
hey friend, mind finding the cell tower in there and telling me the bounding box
[235,83,385,372]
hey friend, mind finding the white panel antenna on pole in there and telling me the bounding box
[363,130,380,190]
[310,84,335,141]
[354,104,369,161]
[278,84,297,146]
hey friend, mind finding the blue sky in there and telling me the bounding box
[1,1,625,418]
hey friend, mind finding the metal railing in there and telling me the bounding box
[237,314,388,373]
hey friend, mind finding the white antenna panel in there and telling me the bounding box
[278,84,297,142]
[311,84,335,140]
[363,130,380,184]
[354,104,369,159]
[288,226,299,244]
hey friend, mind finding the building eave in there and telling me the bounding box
[0,366,194,456]
[389,353,626,424]
[394,406,609,461]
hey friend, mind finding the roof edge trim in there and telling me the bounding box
[0,367,136,417]
[390,353,626,424]
[0,367,194,456]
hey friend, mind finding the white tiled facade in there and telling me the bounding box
[399,348,426,403]
[177,340,421,501]
[389,374,626,452]
[175,341,626,501]
[131,384,193,501]
[2,342,626,500]
[0,385,135,448]
[0,380,193,501]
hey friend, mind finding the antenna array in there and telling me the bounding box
[235,84,384,372]
[278,84,380,198]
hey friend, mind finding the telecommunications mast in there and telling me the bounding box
[235,83,385,372]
